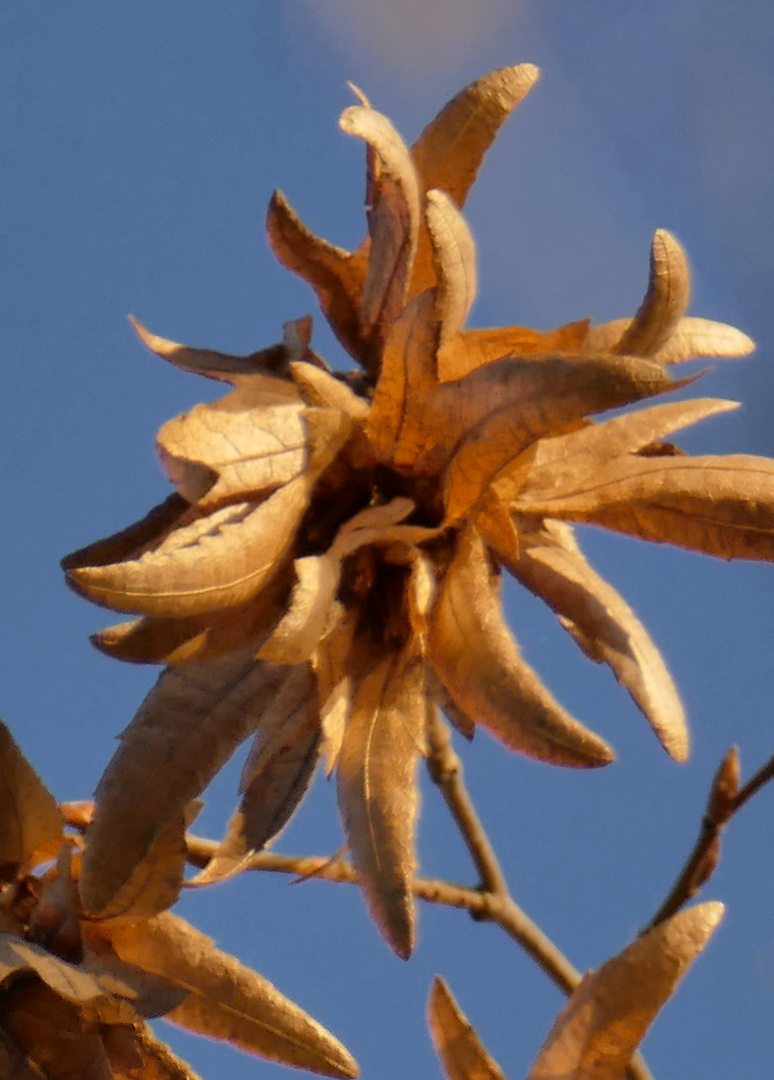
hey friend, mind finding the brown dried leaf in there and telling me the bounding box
[90,571,289,665]
[438,319,590,382]
[129,315,303,394]
[88,808,187,920]
[193,665,320,884]
[266,190,367,366]
[0,980,113,1080]
[80,645,284,916]
[290,361,370,421]
[156,398,308,506]
[61,494,189,572]
[427,976,506,1080]
[0,937,105,1005]
[365,290,440,469]
[410,63,539,294]
[515,452,774,561]
[337,653,428,959]
[428,527,614,767]
[67,477,310,617]
[584,316,755,364]
[95,913,359,1078]
[614,230,690,357]
[527,901,724,1080]
[506,519,688,761]
[340,103,420,342]
[426,352,675,472]
[0,721,63,880]
[102,1020,205,1080]
[425,189,477,346]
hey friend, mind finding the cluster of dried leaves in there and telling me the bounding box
[0,722,357,1078]
[48,60,774,1078]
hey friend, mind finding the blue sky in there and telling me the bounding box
[3,3,774,1077]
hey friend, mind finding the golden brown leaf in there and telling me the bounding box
[102,1020,205,1080]
[438,318,590,382]
[67,478,309,617]
[337,652,428,959]
[90,572,289,665]
[428,527,614,767]
[93,913,359,1078]
[266,190,367,367]
[61,494,189,573]
[0,979,113,1080]
[192,665,320,884]
[427,976,506,1080]
[409,63,539,294]
[156,398,308,506]
[499,397,739,502]
[425,189,477,346]
[583,315,755,364]
[527,901,724,1080]
[614,230,690,357]
[80,646,287,915]
[506,519,687,761]
[339,102,420,343]
[290,361,370,421]
[129,314,304,392]
[0,722,63,880]
[515,452,774,561]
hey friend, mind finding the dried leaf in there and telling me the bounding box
[67,477,309,617]
[193,665,320,884]
[501,397,739,501]
[337,653,428,959]
[266,190,367,366]
[156,398,308,506]
[410,63,539,294]
[438,319,590,382]
[425,189,477,345]
[61,494,189,572]
[129,315,302,393]
[340,103,420,342]
[427,976,506,1080]
[290,361,370,421]
[80,645,286,915]
[0,937,105,1005]
[515,452,774,561]
[614,230,690,357]
[0,721,63,880]
[583,315,755,364]
[527,901,724,1080]
[0,979,113,1080]
[90,572,289,665]
[506,519,688,761]
[93,913,359,1078]
[102,1020,205,1080]
[428,527,614,767]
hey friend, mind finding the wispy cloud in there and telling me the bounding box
[299,0,516,78]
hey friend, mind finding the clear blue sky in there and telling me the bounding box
[3,3,774,1077]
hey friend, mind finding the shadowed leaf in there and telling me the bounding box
[429,527,614,767]
[337,653,428,959]
[0,722,63,880]
[90,914,359,1078]
[527,902,724,1080]
[427,976,506,1080]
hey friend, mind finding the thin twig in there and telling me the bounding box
[648,744,774,930]
[425,708,509,897]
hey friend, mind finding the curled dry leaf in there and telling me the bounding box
[0,725,358,1079]
[67,60,768,949]
[88,913,359,1078]
[427,976,506,1080]
[526,901,724,1080]
[0,721,63,880]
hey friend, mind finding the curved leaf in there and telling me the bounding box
[427,976,506,1080]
